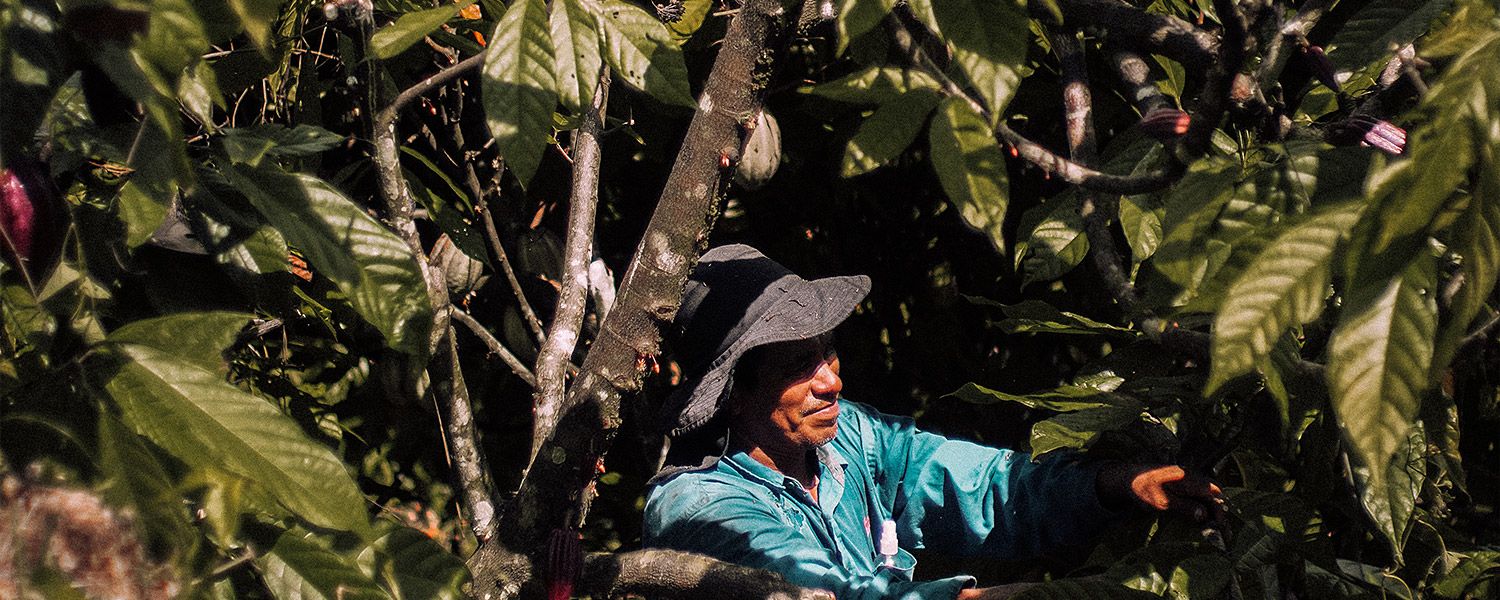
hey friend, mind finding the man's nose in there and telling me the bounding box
[810,360,841,395]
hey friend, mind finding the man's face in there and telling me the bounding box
[732,334,843,452]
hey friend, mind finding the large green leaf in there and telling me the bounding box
[1029,406,1141,458]
[1326,0,1453,73]
[1348,424,1426,555]
[1431,550,1500,600]
[1205,203,1364,395]
[593,0,693,107]
[225,165,432,358]
[359,527,470,600]
[835,0,893,55]
[840,89,940,177]
[1148,159,1240,301]
[929,97,1009,251]
[95,413,199,555]
[260,530,390,600]
[929,0,1028,115]
[99,343,369,533]
[1326,257,1437,550]
[949,382,1119,413]
[372,0,476,60]
[1433,128,1500,376]
[801,66,941,105]
[1017,194,1087,285]
[482,0,557,184]
[107,311,254,371]
[551,0,603,114]
[221,124,346,165]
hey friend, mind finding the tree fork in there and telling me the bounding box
[467,0,797,597]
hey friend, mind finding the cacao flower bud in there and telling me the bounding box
[0,159,66,284]
[1301,44,1341,92]
[1328,115,1406,155]
[1139,108,1191,141]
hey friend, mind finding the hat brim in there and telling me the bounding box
[663,273,870,437]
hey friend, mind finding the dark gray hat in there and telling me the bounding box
[661,244,870,437]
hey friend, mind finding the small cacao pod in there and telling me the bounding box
[734,110,781,190]
[0,159,66,283]
[1139,108,1191,141]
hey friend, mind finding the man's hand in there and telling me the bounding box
[1097,463,1226,522]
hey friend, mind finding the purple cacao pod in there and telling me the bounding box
[1140,108,1191,141]
[0,160,65,283]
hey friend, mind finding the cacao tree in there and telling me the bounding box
[1,0,1498,597]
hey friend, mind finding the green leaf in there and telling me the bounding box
[372,1,476,60]
[1326,0,1453,73]
[1119,193,1163,265]
[835,0,893,55]
[260,530,391,600]
[225,165,432,358]
[801,66,941,105]
[1147,159,1241,303]
[666,0,712,42]
[226,0,282,50]
[1434,148,1500,375]
[1205,203,1364,395]
[1431,550,1500,600]
[222,125,346,165]
[0,0,69,164]
[360,527,470,600]
[594,0,693,106]
[1029,406,1141,458]
[1326,257,1437,550]
[118,181,171,249]
[1349,424,1426,556]
[96,413,199,556]
[483,0,557,184]
[949,382,1118,413]
[929,96,1009,251]
[107,311,254,371]
[1017,194,1087,285]
[551,0,603,114]
[140,0,211,76]
[840,89,940,177]
[99,343,370,533]
[930,0,1028,115]
[978,299,1135,337]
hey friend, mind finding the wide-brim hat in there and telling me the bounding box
[661,244,870,437]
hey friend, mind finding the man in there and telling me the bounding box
[643,244,1222,600]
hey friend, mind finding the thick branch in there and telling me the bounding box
[577,550,834,600]
[1045,0,1218,69]
[532,68,611,463]
[473,1,795,596]
[1111,51,1172,114]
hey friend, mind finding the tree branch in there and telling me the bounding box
[374,52,486,132]
[1110,50,1173,114]
[478,199,549,347]
[1044,0,1218,69]
[472,0,796,596]
[532,68,611,464]
[577,549,834,600]
[451,309,538,387]
[435,326,499,541]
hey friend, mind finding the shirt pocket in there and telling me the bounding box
[877,547,918,582]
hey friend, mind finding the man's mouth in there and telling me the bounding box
[807,401,839,417]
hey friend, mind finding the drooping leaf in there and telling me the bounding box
[593,0,693,106]
[1326,257,1437,550]
[106,311,253,371]
[225,165,432,358]
[1017,195,1088,286]
[371,0,477,60]
[222,125,346,165]
[949,382,1119,413]
[666,0,713,42]
[551,0,603,114]
[482,0,557,184]
[1205,202,1364,395]
[801,65,941,105]
[835,0,893,55]
[1348,423,1426,556]
[929,0,1028,116]
[260,529,390,600]
[975,298,1135,337]
[139,0,211,77]
[1029,406,1141,458]
[1433,145,1500,376]
[840,89,940,177]
[929,96,1009,251]
[98,343,369,533]
[1119,193,1163,265]
[1146,159,1240,300]
[1431,550,1500,600]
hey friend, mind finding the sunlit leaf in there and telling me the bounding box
[1431,550,1500,600]
[371,1,476,60]
[1327,257,1437,550]
[840,89,940,177]
[594,0,693,106]
[930,96,1009,251]
[930,0,1028,115]
[96,413,198,555]
[483,0,557,184]
[1205,202,1363,395]
[949,382,1119,413]
[99,344,370,533]
[225,165,432,358]
[551,0,603,114]
[1326,0,1453,73]
[1433,150,1500,376]
[107,311,253,371]
[226,0,282,50]
[1029,406,1140,458]
[260,529,390,600]
[835,0,892,55]
[1016,194,1086,285]
[801,65,941,105]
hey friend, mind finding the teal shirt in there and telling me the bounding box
[642,400,1115,600]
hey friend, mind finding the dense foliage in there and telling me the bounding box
[2,0,1498,597]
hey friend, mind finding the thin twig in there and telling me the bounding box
[477,200,549,346]
[451,309,538,387]
[374,52,485,131]
[531,67,611,463]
